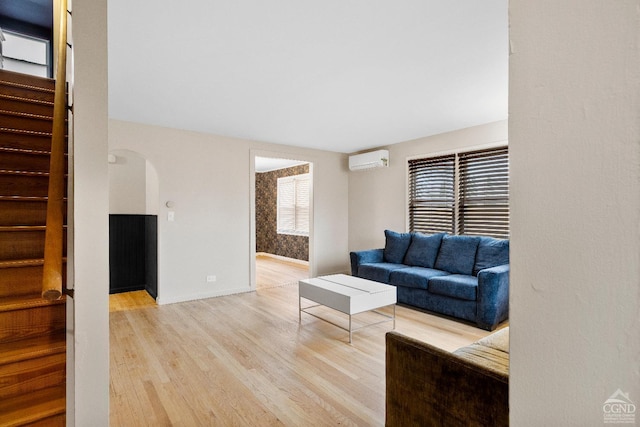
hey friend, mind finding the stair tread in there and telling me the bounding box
[0,331,65,366]
[0,127,53,137]
[0,70,55,92]
[0,146,53,157]
[0,258,45,269]
[0,109,54,122]
[0,258,66,269]
[0,169,50,177]
[0,196,66,202]
[0,384,65,426]
[0,294,66,313]
[0,225,67,231]
[0,169,69,178]
[0,225,48,232]
[0,92,54,107]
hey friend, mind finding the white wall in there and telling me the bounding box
[109,119,349,304]
[71,0,110,424]
[108,150,147,214]
[146,159,159,215]
[510,1,640,425]
[348,120,507,251]
[108,150,159,215]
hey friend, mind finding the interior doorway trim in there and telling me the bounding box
[250,149,315,290]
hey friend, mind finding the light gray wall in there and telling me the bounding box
[348,120,507,251]
[510,0,640,425]
[108,150,147,214]
[76,2,640,424]
[109,119,350,304]
[71,0,110,424]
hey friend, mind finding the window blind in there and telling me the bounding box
[277,174,309,235]
[277,178,296,232]
[408,155,455,234]
[457,147,509,238]
[408,146,509,239]
[1,31,49,78]
[295,175,310,234]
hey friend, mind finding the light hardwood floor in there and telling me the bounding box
[109,290,157,312]
[110,279,504,426]
[109,255,308,313]
[255,254,309,290]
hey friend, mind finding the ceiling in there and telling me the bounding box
[108,0,508,154]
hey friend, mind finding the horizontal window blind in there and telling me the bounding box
[295,176,310,234]
[277,178,296,232]
[457,147,509,238]
[408,146,509,239]
[277,174,309,235]
[408,155,455,234]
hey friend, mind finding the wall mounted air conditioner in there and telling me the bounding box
[348,149,389,171]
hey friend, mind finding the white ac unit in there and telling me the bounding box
[348,149,389,171]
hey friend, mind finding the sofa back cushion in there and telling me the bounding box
[434,235,481,275]
[383,230,412,264]
[403,232,445,268]
[473,237,510,275]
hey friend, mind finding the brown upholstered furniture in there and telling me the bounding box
[385,328,509,426]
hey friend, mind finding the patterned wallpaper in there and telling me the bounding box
[256,164,309,261]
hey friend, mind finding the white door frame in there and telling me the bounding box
[249,149,315,289]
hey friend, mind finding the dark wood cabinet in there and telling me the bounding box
[109,214,157,298]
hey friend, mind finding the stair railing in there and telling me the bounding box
[42,0,69,301]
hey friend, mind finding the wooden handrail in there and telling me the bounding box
[42,0,68,301]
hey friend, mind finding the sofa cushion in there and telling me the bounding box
[389,266,450,290]
[403,232,445,268]
[476,327,510,353]
[454,327,510,376]
[434,235,481,275]
[428,274,478,301]
[358,262,408,284]
[453,341,509,377]
[474,237,510,276]
[383,230,412,264]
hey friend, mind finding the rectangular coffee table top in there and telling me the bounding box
[302,273,393,292]
[299,274,396,315]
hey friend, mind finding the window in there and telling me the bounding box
[408,146,509,239]
[0,30,50,78]
[277,173,309,236]
[457,147,509,238]
[408,154,456,234]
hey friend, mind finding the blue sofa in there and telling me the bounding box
[350,230,509,330]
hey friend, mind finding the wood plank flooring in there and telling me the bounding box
[110,277,504,426]
[255,254,309,290]
[109,255,308,313]
[109,290,156,312]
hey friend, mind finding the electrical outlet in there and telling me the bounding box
[206,275,216,283]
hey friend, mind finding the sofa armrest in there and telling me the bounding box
[386,331,508,427]
[349,248,383,276]
[477,264,510,330]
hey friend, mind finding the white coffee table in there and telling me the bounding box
[298,274,397,343]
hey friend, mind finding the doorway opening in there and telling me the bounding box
[107,149,160,310]
[252,155,313,290]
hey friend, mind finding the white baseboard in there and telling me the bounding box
[156,286,252,305]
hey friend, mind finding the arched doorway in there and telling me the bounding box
[108,149,160,303]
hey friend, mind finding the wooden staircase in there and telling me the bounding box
[0,69,67,426]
